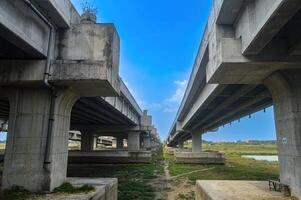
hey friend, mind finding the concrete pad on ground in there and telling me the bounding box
[68,150,151,164]
[175,151,225,164]
[196,180,291,200]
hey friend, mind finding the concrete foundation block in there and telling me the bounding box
[68,150,151,164]
[196,180,290,200]
[36,178,118,200]
[175,151,225,164]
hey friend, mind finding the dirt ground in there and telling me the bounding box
[149,160,195,200]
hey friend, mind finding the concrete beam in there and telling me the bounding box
[235,0,301,55]
[0,0,50,57]
[34,0,80,28]
[50,24,120,97]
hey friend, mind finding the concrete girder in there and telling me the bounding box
[235,0,301,55]
[189,85,258,130]
[33,0,80,28]
[0,0,50,58]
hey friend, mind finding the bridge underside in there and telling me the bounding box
[169,84,272,146]
[0,97,136,127]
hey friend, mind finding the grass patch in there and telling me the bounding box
[53,182,95,194]
[177,191,195,200]
[203,143,277,155]
[167,143,279,182]
[0,186,30,200]
[67,146,164,200]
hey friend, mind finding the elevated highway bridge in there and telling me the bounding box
[0,0,159,192]
[167,0,301,198]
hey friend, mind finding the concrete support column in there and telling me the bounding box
[264,71,301,198]
[93,136,98,150]
[191,131,202,153]
[143,136,151,149]
[127,132,140,151]
[81,132,95,152]
[2,87,78,192]
[116,136,124,149]
[178,140,184,149]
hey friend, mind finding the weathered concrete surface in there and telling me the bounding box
[264,71,301,198]
[0,0,160,193]
[166,1,301,197]
[67,178,117,200]
[175,151,225,164]
[51,24,120,97]
[68,150,151,164]
[0,0,50,57]
[37,178,117,200]
[127,132,140,151]
[2,88,79,192]
[81,132,95,152]
[196,180,290,200]
[192,132,202,153]
[116,136,124,149]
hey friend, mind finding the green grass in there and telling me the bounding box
[111,148,165,200]
[67,146,164,200]
[53,182,95,194]
[203,143,277,155]
[168,143,279,182]
[0,187,30,200]
[0,143,5,150]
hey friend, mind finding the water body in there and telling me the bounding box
[242,155,278,162]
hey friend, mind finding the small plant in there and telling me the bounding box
[81,0,97,16]
[53,182,95,194]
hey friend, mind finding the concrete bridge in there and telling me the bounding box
[0,0,159,193]
[167,0,301,198]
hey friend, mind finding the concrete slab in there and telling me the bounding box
[196,180,291,200]
[68,150,151,164]
[175,151,225,164]
[37,178,118,200]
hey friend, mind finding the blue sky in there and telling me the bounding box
[0,0,277,142]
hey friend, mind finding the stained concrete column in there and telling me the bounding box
[191,131,202,153]
[2,87,78,192]
[127,132,140,151]
[178,140,184,149]
[264,70,301,198]
[81,132,95,152]
[143,136,151,150]
[116,136,124,149]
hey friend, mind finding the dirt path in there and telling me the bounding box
[150,160,196,200]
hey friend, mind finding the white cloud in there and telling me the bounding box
[165,80,188,103]
[163,80,188,112]
[124,79,188,114]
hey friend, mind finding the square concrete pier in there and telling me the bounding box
[196,180,291,200]
[175,151,225,164]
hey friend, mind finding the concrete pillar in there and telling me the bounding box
[127,132,140,151]
[93,136,98,150]
[191,131,202,153]
[81,132,95,152]
[178,140,184,149]
[2,87,78,192]
[116,136,124,149]
[264,70,301,198]
[143,136,151,149]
